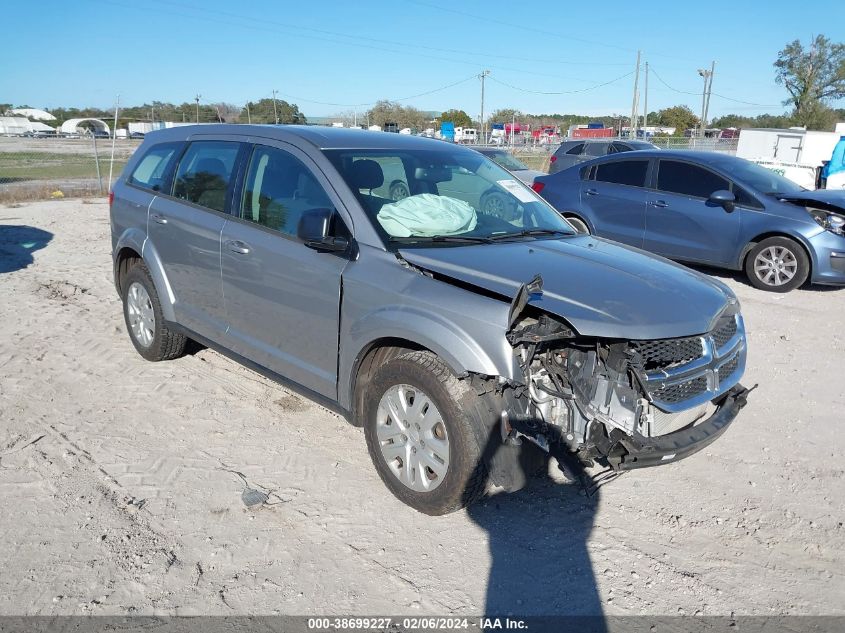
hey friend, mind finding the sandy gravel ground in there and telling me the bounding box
[1,199,844,617]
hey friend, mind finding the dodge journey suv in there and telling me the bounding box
[110,125,751,514]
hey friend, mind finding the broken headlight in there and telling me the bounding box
[809,208,845,236]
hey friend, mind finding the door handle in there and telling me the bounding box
[585,188,598,196]
[649,200,669,208]
[224,239,250,255]
[151,213,168,224]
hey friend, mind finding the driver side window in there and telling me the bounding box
[240,146,333,237]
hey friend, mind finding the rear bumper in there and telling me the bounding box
[603,383,751,470]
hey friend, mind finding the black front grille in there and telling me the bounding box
[712,317,738,349]
[718,355,739,383]
[632,336,704,370]
[651,376,708,404]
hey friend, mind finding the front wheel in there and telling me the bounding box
[744,237,809,292]
[564,214,590,235]
[362,351,488,515]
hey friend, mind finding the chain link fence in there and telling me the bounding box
[0,136,139,203]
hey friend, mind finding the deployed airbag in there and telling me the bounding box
[377,193,477,237]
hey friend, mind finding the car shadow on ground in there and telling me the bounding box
[686,262,845,294]
[0,225,53,274]
[464,433,606,628]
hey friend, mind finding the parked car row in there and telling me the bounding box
[111,126,751,513]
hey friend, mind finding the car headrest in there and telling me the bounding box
[194,157,227,179]
[351,159,384,190]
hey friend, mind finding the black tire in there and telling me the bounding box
[363,351,489,515]
[389,180,410,201]
[744,236,810,293]
[480,191,515,219]
[122,262,187,361]
[564,214,591,235]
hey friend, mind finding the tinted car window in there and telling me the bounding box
[241,145,333,237]
[657,160,729,199]
[732,184,761,208]
[129,143,180,191]
[594,160,649,187]
[584,142,608,157]
[610,142,632,153]
[173,141,240,212]
[565,143,585,155]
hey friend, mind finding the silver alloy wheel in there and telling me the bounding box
[483,193,506,215]
[375,384,450,493]
[565,216,590,234]
[753,245,798,287]
[126,282,155,348]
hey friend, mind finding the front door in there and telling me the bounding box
[147,140,241,339]
[220,142,350,399]
[644,159,741,265]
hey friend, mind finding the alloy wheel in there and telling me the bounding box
[753,245,798,287]
[126,282,155,347]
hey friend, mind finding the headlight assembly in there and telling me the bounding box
[810,208,845,236]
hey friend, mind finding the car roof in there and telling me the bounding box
[144,124,465,151]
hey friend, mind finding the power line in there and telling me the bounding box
[488,71,634,95]
[650,67,782,108]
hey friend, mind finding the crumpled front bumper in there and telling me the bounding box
[603,383,751,470]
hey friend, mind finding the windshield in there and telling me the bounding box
[482,150,530,172]
[721,158,806,195]
[324,148,574,246]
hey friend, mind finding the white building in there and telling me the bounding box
[0,116,55,135]
[9,108,56,121]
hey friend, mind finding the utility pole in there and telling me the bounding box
[697,62,714,138]
[643,61,649,134]
[630,51,641,139]
[195,94,201,123]
[246,102,251,124]
[702,61,716,136]
[479,69,490,144]
[272,89,279,125]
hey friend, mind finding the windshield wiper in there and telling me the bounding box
[488,228,571,241]
[389,235,493,244]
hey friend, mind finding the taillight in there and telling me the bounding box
[531,182,545,194]
[549,155,557,163]
[108,190,114,207]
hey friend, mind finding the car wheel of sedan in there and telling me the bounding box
[564,214,591,235]
[389,180,410,201]
[363,351,488,515]
[122,262,187,361]
[480,191,514,218]
[744,237,809,293]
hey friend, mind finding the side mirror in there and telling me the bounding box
[297,208,349,252]
[708,189,736,212]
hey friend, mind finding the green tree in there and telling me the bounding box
[488,108,521,124]
[774,35,845,128]
[241,98,306,124]
[439,108,473,128]
[655,105,700,136]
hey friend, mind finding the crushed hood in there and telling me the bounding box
[399,236,734,340]
[776,189,845,212]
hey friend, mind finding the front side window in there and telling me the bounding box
[172,141,240,212]
[565,143,585,155]
[657,160,729,199]
[584,142,608,157]
[594,160,649,187]
[610,142,632,153]
[129,142,181,191]
[484,151,529,172]
[241,145,333,237]
[324,148,573,245]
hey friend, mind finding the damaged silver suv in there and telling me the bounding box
[110,125,751,514]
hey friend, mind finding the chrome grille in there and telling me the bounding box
[712,317,738,349]
[718,355,739,383]
[651,376,708,404]
[632,336,704,370]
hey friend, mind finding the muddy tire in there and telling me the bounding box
[122,262,187,361]
[363,351,489,515]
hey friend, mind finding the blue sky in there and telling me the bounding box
[3,0,843,120]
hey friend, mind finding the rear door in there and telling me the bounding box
[643,159,741,265]
[147,139,242,340]
[549,142,585,173]
[220,142,350,399]
[580,158,650,247]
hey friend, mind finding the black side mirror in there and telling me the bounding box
[708,189,736,212]
[297,208,349,252]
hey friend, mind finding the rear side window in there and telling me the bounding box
[611,142,632,153]
[128,143,180,191]
[594,160,649,187]
[565,143,585,155]
[657,160,729,199]
[240,145,333,237]
[173,141,240,212]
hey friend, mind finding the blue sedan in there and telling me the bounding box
[532,150,845,292]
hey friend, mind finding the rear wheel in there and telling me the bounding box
[363,351,488,515]
[122,262,187,361]
[744,237,809,292]
[564,214,590,235]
